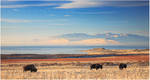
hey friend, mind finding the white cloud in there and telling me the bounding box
[2,0,70,1]
[112,35,119,38]
[56,0,103,9]
[1,19,31,23]
[1,3,59,8]
[1,18,68,23]
[64,15,71,17]
[47,38,69,45]
[56,0,148,9]
[1,0,148,9]
[73,11,115,14]
[48,23,69,26]
[130,31,149,37]
[44,38,120,46]
[2,37,120,46]
[2,0,148,1]
[70,38,120,45]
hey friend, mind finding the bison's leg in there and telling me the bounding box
[23,69,28,72]
[119,67,123,70]
[124,66,127,68]
[34,69,37,72]
[100,66,103,69]
[90,66,95,70]
[24,70,27,72]
[31,69,36,72]
[91,67,93,70]
[31,70,33,72]
[96,67,99,70]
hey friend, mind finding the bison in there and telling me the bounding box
[90,64,103,70]
[24,64,37,72]
[119,63,127,70]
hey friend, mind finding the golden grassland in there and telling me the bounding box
[1,48,149,79]
[1,61,149,79]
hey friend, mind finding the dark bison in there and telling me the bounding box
[90,64,103,70]
[24,64,37,72]
[119,63,127,70]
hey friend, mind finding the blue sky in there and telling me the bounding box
[1,0,149,46]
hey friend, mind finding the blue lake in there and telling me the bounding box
[1,46,149,54]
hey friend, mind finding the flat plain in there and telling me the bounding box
[1,49,149,79]
[1,58,149,79]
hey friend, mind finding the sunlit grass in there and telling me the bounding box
[1,62,149,79]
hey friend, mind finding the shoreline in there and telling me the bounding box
[2,48,149,63]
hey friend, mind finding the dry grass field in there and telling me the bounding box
[1,61,149,79]
[1,50,149,79]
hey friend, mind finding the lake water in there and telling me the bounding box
[1,46,148,54]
